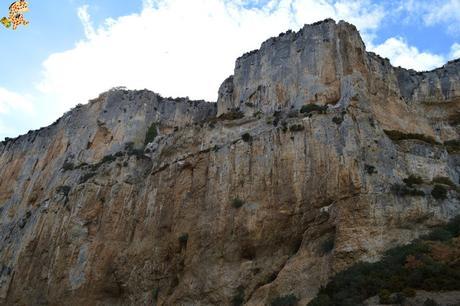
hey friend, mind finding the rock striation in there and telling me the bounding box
[0,19,459,305]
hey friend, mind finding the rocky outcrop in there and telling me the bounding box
[0,19,459,305]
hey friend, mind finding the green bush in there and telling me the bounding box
[271,294,299,306]
[403,175,424,187]
[219,110,245,120]
[289,124,304,132]
[101,154,116,164]
[384,130,439,145]
[152,287,159,302]
[62,162,74,171]
[253,111,263,118]
[144,123,158,145]
[444,140,460,154]
[308,294,331,306]
[445,215,460,237]
[79,172,96,184]
[391,184,425,197]
[432,176,456,187]
[321,238,334,254]
[179,233,189,248]
[448,113,460,126]
[431,184,447,200]
[423,228,453,241]
[300,104,327,115]
[365,164,376,175]
[232,287,245,306]
[402,287,416,298]
[242,133,253,142]
[378,289,392,304]
[56,185,71,197]
[231,198,245,209]
[332,116,343,125]
[423,298,439,306]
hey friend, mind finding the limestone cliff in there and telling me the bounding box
[0,19,459,306]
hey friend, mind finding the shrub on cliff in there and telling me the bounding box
[431,184,447,200]
[231,198,245,209]
[383,130,438,145]
[300,104,327,115]
[289,124,305,132]
[219,110,245,121]
[391,184,425,197]
[444,139,460,154]
[271,294,299,306]
[232,286,245,306]
[144,123,158,145]
[403,175,424,187]
[242,133,252,142]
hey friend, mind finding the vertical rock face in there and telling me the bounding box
[0,19,459,306]
[217,20,368,116]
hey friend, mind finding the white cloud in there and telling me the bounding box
[370,37,445,71]
[423,0,460,28]
[0,87,34,115]
[77,5,96,38]
[451,43,460,59]
[36,0,385,105]
[0,88,35,139]
[0,120,19,140]
[402,0,460,34]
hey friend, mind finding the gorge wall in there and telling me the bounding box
[0,19,459,305]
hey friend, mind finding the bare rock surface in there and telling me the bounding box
[0,19,459,305]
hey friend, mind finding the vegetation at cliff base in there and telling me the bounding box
[308,215,460,306]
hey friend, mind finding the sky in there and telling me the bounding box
[1,0,460,140]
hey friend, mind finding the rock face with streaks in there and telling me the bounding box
[0,19,459,305]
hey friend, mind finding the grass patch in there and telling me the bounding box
[144,123,158,145]
[231,197,245,209]
[384,130,439,145]
[308,216,460,306]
